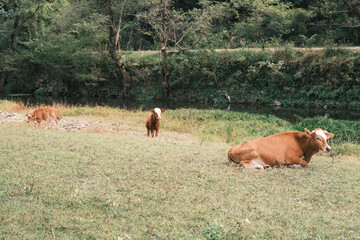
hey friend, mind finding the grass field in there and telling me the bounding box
[1,101,360,239]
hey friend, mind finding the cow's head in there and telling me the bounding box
[305,128,334,152]
[150,108,165,120]
[26,113,35,123]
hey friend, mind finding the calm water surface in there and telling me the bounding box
[3,94,360,123]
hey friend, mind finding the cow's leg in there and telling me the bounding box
[263,164,271,169]
[46,117,51,129]
[249,157,266,169]
[151,129,154,137]
[48,116,56,127]
[36,119,42,128]
[155,128,159,137]
[285,156,308,167]
[229,147,259,167]
[147,129,150,137]
[240,162,250,168]
[50,113,59,125]
[241,161,264,170]
[240,158,266,169]
[51,116,58,127]
[300,160,308,167]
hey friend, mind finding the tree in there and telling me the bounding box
[343,0,360,18]
[0,0,43,92]
[294,0,360,45]
[139,0,230,98]
[1,0,111,94]
[228,0,295,48]
[106,0,132,98]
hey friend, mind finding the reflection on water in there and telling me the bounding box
[2,94,360,123]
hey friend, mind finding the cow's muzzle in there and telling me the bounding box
[325,147,331,152]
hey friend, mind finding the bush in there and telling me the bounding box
[294,117,360,143]
[122,48,360,107]
[4,47,360,107]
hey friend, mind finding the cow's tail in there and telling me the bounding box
[228,148,240,165]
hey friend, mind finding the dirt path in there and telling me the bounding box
[122,47,360,55]
[214,47,360,52]
[0,110,144,136]
[0,110,195,143]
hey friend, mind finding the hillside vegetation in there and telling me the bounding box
[2,1,360,102]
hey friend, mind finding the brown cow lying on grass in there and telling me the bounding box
[145,108,165,137]
[27,107,59,127]
[228,128,334,169]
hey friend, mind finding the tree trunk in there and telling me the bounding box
[10,2,20,49]
[161,45,171,99]
[2,2,19,92]
[115,0,127,48]
[160,0,171,99]
[10,17,20,49]
[0,71,7,93]
[258,28,265,50]
[107,0,131,98]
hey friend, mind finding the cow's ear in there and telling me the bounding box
[325,131,334,139]
[161,109,166,113]
[304,128,312,136]
[150,109,154,113]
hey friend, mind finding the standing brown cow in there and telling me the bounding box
[145,108,165,137]
[228,128,334,169]
[27,107,59,127]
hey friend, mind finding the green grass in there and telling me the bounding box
[2,99,360,156]
[1,125,360,239]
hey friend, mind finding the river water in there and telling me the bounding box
[3,94,360,123]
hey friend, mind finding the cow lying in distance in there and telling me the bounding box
[27,107,59,127]
[228,128,334,169]
[145,108,165,137]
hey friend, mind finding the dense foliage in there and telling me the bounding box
[126,48,360,108]
[1,0,360,103]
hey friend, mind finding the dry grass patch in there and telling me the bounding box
[81,126,112,134]
[0,100,26,112]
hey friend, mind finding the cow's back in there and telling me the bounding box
[254,132,303,165]
[40,108,50,120]
[229,131,304,166]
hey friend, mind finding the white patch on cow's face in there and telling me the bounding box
[315,130,327,141]
[154,108,162,119]
[313,129,332,152]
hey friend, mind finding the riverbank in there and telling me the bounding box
[1,100,359,156]
[5,48,360,110]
